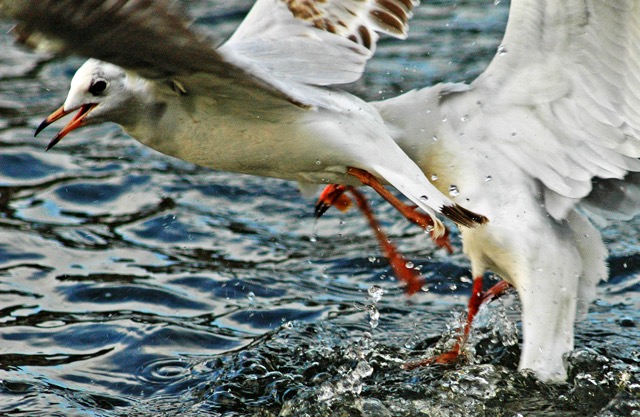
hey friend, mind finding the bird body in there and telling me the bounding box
[371,0,640,381]
[115,68,399,186]
[382,87,609,381]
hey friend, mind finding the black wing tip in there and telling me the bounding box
[441,204,488,228]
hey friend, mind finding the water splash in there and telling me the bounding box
[367,285,384,329]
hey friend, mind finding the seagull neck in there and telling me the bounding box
[117,75,157,128]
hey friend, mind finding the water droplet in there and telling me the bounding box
[368,285,384,304]
[497,44,508,55]
[309,235,317,243]
[247,292,256,303]
[441,116,448,122]
[315,159,321,165]
[484,175,493,182]
[431,174,439,181]
[368,256,377,263]
[448,185,460,197]
[405,261,414,269]
[420,195,429,202]
[367,304,380,329]
[460,114,469,122]
[432,135,438,142]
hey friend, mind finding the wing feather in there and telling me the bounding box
[473,0,640,219]
[1,0,229,79]
[222,0,419,86]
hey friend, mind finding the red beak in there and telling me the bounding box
[35,103,97,150]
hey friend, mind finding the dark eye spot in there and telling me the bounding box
[89,79,107,96]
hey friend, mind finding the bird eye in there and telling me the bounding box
[89,79,107,96]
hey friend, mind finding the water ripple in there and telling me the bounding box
[0,1,638,416]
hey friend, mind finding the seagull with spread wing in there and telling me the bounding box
[320,0,640,382]
[0,0,486,236]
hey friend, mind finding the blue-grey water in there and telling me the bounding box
[0,1,638,416]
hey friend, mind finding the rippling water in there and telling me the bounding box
[0,1,638,416]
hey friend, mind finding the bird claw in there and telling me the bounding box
[315,184,352,217]
[403,278,513,371]
[402,347,464,371]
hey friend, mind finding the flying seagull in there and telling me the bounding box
[0,0,486,237]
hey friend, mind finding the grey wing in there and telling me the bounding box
[0,0,302,104]
[1,0,228,78]
[472,0,640,220]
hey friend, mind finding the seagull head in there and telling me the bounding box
[35,59,133,150]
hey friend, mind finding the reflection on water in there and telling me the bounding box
[0,1,638,416]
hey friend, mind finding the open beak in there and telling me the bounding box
[35,103,97,151]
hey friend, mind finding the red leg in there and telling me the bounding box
[347,186,424,295]
[316,183,423,294]
[346,167,453,254]
[316,183,453,253]
[403,277,513,370]
[346,167,437,230]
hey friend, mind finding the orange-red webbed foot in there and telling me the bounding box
[403,343,465,370]
[403,276,514,370]
[315,184,353,218]
[481,280,513,304]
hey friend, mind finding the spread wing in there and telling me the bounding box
[0,0,232,79]
[1,0,418,107]
[472,0,640,220]
[222,0,418,86]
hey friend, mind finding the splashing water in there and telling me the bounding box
[0,1,638,416]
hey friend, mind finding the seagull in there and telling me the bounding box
[320,0,640,382]
[0,0,487,237]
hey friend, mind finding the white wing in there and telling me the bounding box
[472,0,640,220]
[222,0,418,86]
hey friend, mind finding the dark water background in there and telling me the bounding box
[0,1,638,416]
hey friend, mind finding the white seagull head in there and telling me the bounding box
[35,59,136,150]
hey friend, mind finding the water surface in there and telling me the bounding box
[0,1,638,416]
